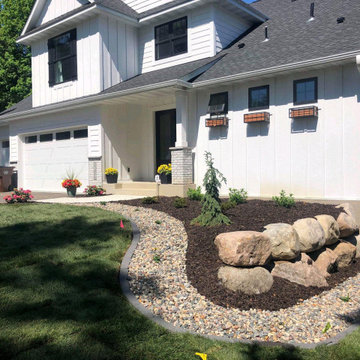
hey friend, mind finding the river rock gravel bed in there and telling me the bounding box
[93,202,359,344]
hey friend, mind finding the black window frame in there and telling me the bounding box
[56,131,71,141]
[39,133,53,143]
[248,85,270,111]
[2,140,9,149]
[293,77,318,105]
[25,135,37,144]
[208,92,228,116]
[74,129,88,139]
[155,17,188,61]
[48,28,77,87]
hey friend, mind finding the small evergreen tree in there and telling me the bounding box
[191,152,231,226]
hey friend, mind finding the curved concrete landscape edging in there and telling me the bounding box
[119,219,359,350]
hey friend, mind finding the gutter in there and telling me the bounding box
[193,50,360,88]
[0,80,191,123]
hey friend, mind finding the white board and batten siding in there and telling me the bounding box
[31,16,101,107]
[191,63,360,200]
[36,0,87,26]
[98,15,138,90]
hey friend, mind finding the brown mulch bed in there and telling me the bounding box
[120,197,360,311]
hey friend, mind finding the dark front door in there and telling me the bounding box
[156,109,176,171]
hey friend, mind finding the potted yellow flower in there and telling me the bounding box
[157,163,172,184]
[105,168,119,184]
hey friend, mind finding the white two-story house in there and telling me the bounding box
[0,0,360,200]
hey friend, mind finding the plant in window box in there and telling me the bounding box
[105,168,119,184]
[62,179,82,197]
[157,164,172,184]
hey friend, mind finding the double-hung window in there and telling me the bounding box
[293,77,318,105]
[48,29,77,86]
[248,85,270,111]
[155,17,188,60]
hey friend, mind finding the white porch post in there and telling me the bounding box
[171,90,193,185]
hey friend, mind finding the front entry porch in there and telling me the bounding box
[100,87,195,193]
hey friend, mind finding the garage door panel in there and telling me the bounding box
[23,135,89,192]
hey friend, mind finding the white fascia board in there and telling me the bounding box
[356,55,360,73]
[17,6,97,45]
[0,80,191,123]
[193,50,360,88]
[21,0,46,36]
[139,0,267,24]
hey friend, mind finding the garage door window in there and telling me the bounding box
[56,131,71,141]
[74,129,88,139]
[40,134,53,142]
[25,136,37,144]
[2,141,9,148]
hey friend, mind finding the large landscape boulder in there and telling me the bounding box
[337,212,358,238]
[343,234,360,258]
[263,223,300,260]
[332,242,356,268]
[312,248,338,277]
[292,218,326,253]
[218,266,273,294]
[315,215,340,245]
[271,253,328,287]
[214,231,271,267]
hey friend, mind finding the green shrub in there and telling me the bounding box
[272,190,295,208]
[187,187,204,201]
[173,197,188,208]
[221,201,236,212]
[191,152,231,226]
[142,196,159,204]
[229,188,248,204]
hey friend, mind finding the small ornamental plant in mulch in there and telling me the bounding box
[84,185,106,197]
[191,152,231,226]
[3,188,34,204]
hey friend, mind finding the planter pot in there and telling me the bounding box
[67,186,77,197]
[106,174,118,184]
[160,173,172,184]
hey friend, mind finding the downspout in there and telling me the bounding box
[356,55,360,73]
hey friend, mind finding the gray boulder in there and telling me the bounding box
[292,218,326,253]
[218,266,273,295]
[315,215,340,245]
[263,223,300,260]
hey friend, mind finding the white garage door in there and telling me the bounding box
[23,129,89,192]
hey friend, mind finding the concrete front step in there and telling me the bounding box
[104,182,195,197]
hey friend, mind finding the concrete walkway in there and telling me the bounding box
[35,194,144,204]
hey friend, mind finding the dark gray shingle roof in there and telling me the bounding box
[194,0,360,82]
[93,0,138,18]
[0,95,33,117]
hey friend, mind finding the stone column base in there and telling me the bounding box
[88,157,103,186]
[170,147,193,185]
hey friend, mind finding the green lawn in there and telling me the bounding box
[0,204,359,360]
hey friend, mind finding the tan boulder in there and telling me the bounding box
[315,215,340,245]
[292,218,326,253]
[337,212,358,238]
[312,248,338,277]
[218,266,273,294]
[333,242,356,268]
[343,234,360,258]
[271,253,328,288]
[336,203,354,217]
[263,223,300,260]
[214,231,271,267]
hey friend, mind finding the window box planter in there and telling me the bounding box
[244,112,270,123]
[206,117,228,127]
[106,174,118,184]
[289,106,318,119]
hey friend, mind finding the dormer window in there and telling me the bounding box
[48,29,77,86]
[208,92,228,117]
[155,17,188,60]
